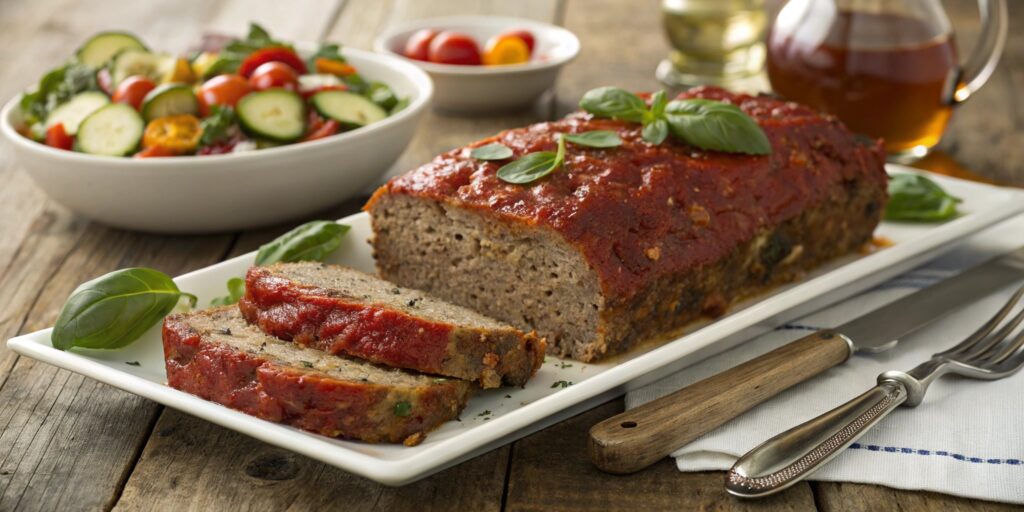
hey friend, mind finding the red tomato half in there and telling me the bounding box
[197,74,253,116]
[248,62,299,91]
[238,47,307,77]
[428,31,482,65]
[498,29,535,54]
[304,119,340,141]
[112,76,157,111]
[404,29,437,61]
[45,123,73,150]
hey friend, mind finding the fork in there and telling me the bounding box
[725,283,1024,498]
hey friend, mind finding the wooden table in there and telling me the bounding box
[0,0,1021,510]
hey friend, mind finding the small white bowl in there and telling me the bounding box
[374,16,579,113]
[0,48,433,234]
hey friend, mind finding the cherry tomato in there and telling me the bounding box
[497,29,535,54]
[238,47,307,77]
[304,119,340,142]
[96,68,114,96]
[404,29,437,61]
[112,76,157,111]
[44,123,73,151]
[197,74,252,115]
[248,62,299,91]
[134,146,177,158]
[483,35,530,66]
[428,31,482,65]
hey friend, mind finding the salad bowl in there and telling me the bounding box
[1,47,433,234]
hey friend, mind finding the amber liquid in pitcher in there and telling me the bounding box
[767,10,958,153]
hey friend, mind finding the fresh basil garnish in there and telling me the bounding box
[884,173,961,222]
[199,105,236,147]
[579,86,647,123]
[564,130,622,148]
[52,268,196,351]
[210,221,350,306]
[497,134,566,184]
[209,277,245,306]
[255,220,350,266]
[579,86,771,155]
[471,143,514,160]
[664,98,772,155]
[641,90,670,144]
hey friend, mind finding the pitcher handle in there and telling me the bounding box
[946,0,1007,105]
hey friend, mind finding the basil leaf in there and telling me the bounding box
[642,118,669,145]
[471,143,514,160]
[307,42,347,69]
[199,105,236,147]
[564,130,622,148]
[497,135,566,184]
[367,82,398,110]
[52,268,195,351]
[884,174,961,222]
[254,221,350,266]
[210,277,246,306]
[579,87,648,123]
[665,99,772,155]
[649,90,668,118]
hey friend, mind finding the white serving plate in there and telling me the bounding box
[8,166,1024,485]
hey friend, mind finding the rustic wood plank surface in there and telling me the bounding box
[0,0,1020,511]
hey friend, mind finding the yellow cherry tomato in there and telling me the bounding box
[143,115,202,154]
[482,35,530,66]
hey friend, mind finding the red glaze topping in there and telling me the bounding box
[240,266,454,373]
[370,86,888,300]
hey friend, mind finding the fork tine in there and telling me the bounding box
[963,303,1024,361]
[938,284,1024,357]
[984,322,1024,365]
[985,333,1024,374]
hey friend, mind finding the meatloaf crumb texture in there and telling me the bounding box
[366,86,888,362]
[239,262,545,388]
[163,307,471,444]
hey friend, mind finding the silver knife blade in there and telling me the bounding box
[837,247,1024,353]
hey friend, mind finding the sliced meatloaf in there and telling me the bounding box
[163,307,471,445]
[366,86,889,362]
[238,262,545,388]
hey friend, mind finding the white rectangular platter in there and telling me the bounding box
[8,166,1024,485]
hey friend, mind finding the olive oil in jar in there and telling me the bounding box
[657,0,767,86]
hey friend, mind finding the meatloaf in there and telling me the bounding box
[163,307,471,445]
[239,262,545,388]
[366,86,889,362]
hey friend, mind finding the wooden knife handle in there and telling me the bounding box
[587,330,852,474]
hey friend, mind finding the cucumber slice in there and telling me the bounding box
[77,32,147,68]
[111,49,176,86]
[236,90,306,142]
[45,91,110,135]
[311,90,387,127]
[76,104,144,156]
[141,83,198,121]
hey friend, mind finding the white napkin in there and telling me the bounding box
[626,215,1024,504]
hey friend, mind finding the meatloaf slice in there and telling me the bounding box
[238,262,545,388]
[366,86,889,362]
[163,307,471,445]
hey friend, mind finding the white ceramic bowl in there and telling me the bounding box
[374,16,579,113]
[0,48,433,234]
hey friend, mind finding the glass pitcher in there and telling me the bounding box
[766,0,1007,162]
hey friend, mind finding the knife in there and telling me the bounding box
[588,247,1024,475]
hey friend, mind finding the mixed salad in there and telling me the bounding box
[17,24,405,157]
